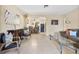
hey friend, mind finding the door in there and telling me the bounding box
[41,24,44,32]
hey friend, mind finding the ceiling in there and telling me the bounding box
[16,5,79,16]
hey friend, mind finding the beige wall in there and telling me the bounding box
[26,15,64,35]
[26,16,46,32]
[64,8,79,30]
[46,16,64,35]
[0,6,79,35]
[46,8,79,35]
[0,6,6,33]
[27,8,79,36]
[0,5,25,33]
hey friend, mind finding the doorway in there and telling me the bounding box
[40,24,45,32]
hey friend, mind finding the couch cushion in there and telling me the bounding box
[70,31,77,37]
[0,33,5,43]
[76,30,79,37]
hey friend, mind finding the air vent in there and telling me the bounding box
[44,5,48,8]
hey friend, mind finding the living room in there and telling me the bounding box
[0,5,79,54]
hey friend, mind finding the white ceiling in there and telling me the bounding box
[16,5,79,16]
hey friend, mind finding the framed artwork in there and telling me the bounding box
[51,20,58,25]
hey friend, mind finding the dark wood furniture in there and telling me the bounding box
[8,29,31,39]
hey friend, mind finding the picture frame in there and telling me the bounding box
[51,20,58,25]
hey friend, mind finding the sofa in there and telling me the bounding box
[59,29,79,53]
[60,29,79,42]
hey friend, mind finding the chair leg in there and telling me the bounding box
[19,40,21,47]
[16,41,20,54]
[15,41,19,50]
[60,44,63,54]
[75,49,77,54]
[49,35,51,40]
[0,51,2,54]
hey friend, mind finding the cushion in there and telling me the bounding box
[0,33,5,43]
[70,31,77,37]
[66,29,70,37]
[2,43,17,50]
[77,30,79,37]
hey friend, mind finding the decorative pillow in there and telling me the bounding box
[70,31,77,37]
[66,29,70,37]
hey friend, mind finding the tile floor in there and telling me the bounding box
[2,33,78,54]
